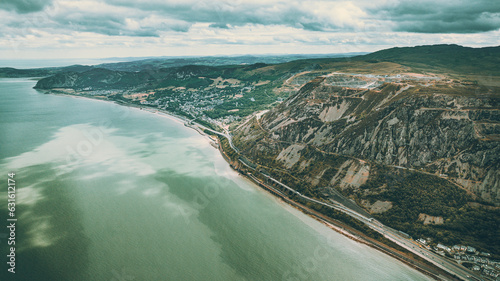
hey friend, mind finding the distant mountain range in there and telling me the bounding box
[0,53,365,78]
[2,44,500,79]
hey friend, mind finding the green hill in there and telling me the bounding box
[354,44,500,75]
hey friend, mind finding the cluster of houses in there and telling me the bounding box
[417,238,499,279]
[452,246,499,279]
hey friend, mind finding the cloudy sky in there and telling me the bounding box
[1,0,499,60]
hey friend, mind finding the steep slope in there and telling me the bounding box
[235,77,499,202]
[233,74,500,253]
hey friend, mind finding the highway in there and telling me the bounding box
[189,123,240,152]
[260,173,478,281]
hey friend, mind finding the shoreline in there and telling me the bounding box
[45,91,452,281]
[224,149,446,281]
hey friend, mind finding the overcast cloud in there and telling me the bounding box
[376,0,500,33]
[0,0,498,60]
[0,0,52,14]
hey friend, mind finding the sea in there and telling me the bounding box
[0,78,431,280]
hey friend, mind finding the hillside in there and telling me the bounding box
[232,73,500,255]
[31,44,500,92]
[0,65,96,78]
[0,53,361,78]
[355,44,500,78]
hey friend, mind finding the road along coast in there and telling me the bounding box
[42,90,471,281]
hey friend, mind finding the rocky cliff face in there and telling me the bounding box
[234,75,500,205]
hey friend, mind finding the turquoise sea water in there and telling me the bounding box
[0,79,431,280]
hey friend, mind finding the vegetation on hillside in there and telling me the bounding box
[359,167,500,257]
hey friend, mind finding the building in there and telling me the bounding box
[467,246,476,253]
[437,243,451,252]
[417,238,427,245]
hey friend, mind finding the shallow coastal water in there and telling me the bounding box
[0,79,431,280]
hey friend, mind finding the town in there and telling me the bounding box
[416,238,499,279]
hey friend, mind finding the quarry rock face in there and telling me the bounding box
[234,76,500,205]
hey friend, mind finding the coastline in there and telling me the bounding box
[44,91,452,281]
[226,150,447,281]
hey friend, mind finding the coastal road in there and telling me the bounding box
[189,123,240,153]
[377,227,477,281]
[186,117,478,281]
[261,173,477,281]
[246,173,453,280]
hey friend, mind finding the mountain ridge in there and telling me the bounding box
[232,75,500,254]
[353,44,500,76]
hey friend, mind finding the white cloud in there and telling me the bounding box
[0,0,498,60]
